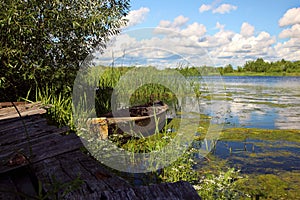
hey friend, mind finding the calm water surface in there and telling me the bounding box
[191,76,300,174]
[202,76,300,129]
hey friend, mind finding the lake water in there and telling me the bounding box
[209,138,300,174]
[200,76,300,129]
[191,76,300,174]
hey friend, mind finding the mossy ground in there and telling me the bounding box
[220,127,300,142]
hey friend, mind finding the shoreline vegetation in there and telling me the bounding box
[174,58,300,77]
[221,71,300,76]
[1,59,299,199]
[217,58,300,76]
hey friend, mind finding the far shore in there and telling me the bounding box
[220,72,300,76]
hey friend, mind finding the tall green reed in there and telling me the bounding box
[33,85,74,130]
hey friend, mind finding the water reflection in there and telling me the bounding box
[208,139,300,174]
[199,76,300,129]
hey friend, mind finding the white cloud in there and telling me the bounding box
[279,24,300,38]
[275,7,300,61]
[212,4,237,14]
[199,4,212,13]
[158,15,189,29]
[240,22,255,37]
[256,32,276,46]
[212,29,277,65]
[275,38,300,61]
[181,22,207,38]
[125,7,150,28]
[173,15,190,28]
[198,29,235,48]
[154,15,189,36]
[278,7,300,27]
[199,3,237,15]
[215,22,225,30]
[158,20,172,29]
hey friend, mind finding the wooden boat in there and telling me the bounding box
[90,101,168,139]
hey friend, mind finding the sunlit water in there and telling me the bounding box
[189,76,300,174]
[200,76,300,129]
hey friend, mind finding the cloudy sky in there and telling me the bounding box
[97,0,300,68]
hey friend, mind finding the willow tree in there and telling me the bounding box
[0,0,130,101]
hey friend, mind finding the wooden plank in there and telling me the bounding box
[0,125,70,156]
[30,132,82,162]
[0,117,46,133]
[0,119,56,146]
[32,150,132,198]
[0,174,22,200]
[0,102,27,108]
[32,150,201,199]
[0,102,46,121]
[0,131,82,174]
[0,167,38,199]
[0,108,46,121]
[133,181,201,200]
[70,181,201,199]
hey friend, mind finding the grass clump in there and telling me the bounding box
[194,168,248,200]
[28,85,75,130]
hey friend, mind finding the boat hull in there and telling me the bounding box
[91,102,168,139]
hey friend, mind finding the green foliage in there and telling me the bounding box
[243,58,300,74]
[194,168,248,200]
[175,66,202,77]
[223,64,234,73]
[0,0,130,101]
[34,85,74,130]
[237,66,243,72]
[158,148,199,183]
[129,83,177,106]
[169,59,300,76]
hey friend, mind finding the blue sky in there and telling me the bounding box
[129,0,298,36]
[98,0,300,67]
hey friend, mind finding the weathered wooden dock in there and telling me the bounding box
[0,102,201,199]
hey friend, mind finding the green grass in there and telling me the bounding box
[23,85,74,130]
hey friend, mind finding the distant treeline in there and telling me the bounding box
[174,58,300,76]
[218,58,300,75]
